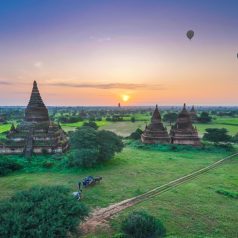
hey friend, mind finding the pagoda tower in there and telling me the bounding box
[190,105,198,123]
[170,104,200,146]
[0,81,69,156]
[141,105,170,144]
[25,81,49,123]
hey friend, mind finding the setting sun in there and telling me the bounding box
[122,95,130,102]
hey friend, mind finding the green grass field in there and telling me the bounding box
[0,123,11,133]
[0,146,237,237]
[0,116,238,237]
[0,123,11,139]
[99,116,238,137]
[61,120,110,132]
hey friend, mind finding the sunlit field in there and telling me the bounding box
[0,146,237,237]
[0,113,238,237]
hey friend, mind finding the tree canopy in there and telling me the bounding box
[163,112,178,125]
[0,186,89,238]
[69,127,124,167]
[203,128,232,143]
[198,112,212,123]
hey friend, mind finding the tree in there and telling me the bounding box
[130,116,136,123]
[68,148,99,168]
[97,130,124,162]
[129,128,143,140]
[0,186,89,238]
[121,211,166,238]
[70,126,98,149]
[203,128,232,143]
[163,113,177,125]
[198,112,212,123]
[0,157,23,176]
[69,127,124,167]
[83,121,98,130]
[232,133,238,143]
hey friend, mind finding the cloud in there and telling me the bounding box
[49,82,165,90]
[0,81,11,85]
[34,61,43,68]
[89,36,112,42]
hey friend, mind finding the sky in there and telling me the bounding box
[0,0,237,106]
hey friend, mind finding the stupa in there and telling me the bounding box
[170,104,200,146]
[190,105,198,123]
[141,105,170,144]
[0,81,69,156]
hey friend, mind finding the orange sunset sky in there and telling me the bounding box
[0,1,237,106]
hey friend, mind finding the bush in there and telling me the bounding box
[68,148,99,168]
[216,189,238,199]
[121,211,166,238]
[69,127,124,167]
[0,186,89,238]
[203,128,232,143]
[97,130,124,162]
[130,116,136,122]
[0,157,23,176]
[83,121,98,130]
[129,128,143,140]
[198,112,212,123]
[232,133,238,143]
[112,233,127,238]
[42,161,54,168]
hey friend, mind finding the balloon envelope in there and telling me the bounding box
[187,30,194,40]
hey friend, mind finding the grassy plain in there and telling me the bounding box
[0,146,237,237]
[99,116,238,137]
[0,116,238,237]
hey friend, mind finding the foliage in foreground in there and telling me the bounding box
[125,139,235,153]
[0,186,89,238]
[121,211,166,238]
[203,128,232,143]
[216,189,238,199]
[69,126,124,167]
[0,156,23,176]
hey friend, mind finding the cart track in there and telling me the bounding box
[81,153,238,234]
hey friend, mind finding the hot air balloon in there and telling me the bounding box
[186,30,194,40]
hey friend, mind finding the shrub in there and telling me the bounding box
[83,121,98,130]
[112,233,127,238]
[42,161,54,168]
[69,127,123,167]
[129,128,143,140]
[68,148,99,168]
[232,133,238,143]
[121,211,166,238]
[0,186,89,238]
[203,128,232,143]
[0,157,23,176]
[130,116,136,122]
[97,130,124,162]
[216,189,238,199]
[198,112,212,123]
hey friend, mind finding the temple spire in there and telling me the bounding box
[27,81,45,107]
[151,104,161,122]
[141,104,170,144]
[183,103,186,110]
[25,81,49,122]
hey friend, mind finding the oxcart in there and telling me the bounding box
[82,176,102,188]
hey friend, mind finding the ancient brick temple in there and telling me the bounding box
[0,81,69,156]
[170,104,200,146]
[190,105,198,123]
[141,105,170,144]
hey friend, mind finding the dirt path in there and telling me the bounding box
[81,153,238,234]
